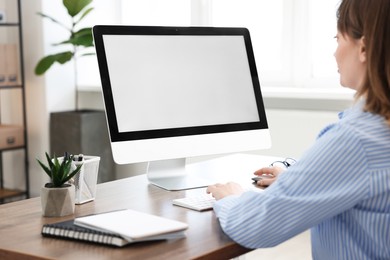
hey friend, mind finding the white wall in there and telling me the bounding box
[260,109,338,159]
[21,0,48,197]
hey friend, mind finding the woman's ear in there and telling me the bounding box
[359,36,366,63]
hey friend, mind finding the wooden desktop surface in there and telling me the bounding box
[0,154,278,260]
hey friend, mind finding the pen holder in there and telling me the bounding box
[72,156,100,204]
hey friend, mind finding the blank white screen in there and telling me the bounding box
[103,35,260,133]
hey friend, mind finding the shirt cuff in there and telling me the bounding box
[213,194,242,218]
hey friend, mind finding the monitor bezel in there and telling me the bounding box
[93,25,268,143]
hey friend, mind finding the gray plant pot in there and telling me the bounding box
[50,110,115,183]
[41,184,75,217]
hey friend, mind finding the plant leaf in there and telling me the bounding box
[36,159,52,177]
[63,164,83,184]
[34,52,73,75]
[59,28,93,47]
[80,52,95,56]
[63,0,93,17]
[36,12,70,31]
[45,152,54,170]
[57,158,67,185]
[75,7,94,25]
[62,157,74,182]
[52,156,62,186]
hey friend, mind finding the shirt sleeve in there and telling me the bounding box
[213,123,371,249]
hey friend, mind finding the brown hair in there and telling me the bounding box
[337,0,390,124]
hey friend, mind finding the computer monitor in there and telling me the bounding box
[93,25,271,190]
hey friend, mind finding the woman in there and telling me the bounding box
[206,0,390,258]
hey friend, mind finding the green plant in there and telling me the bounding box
[35,0,94,75]
[34,0,95,110]
[37,152,83,188]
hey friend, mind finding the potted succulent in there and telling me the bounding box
[37,152,83,217]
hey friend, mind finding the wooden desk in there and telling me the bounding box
[0,154,278,260]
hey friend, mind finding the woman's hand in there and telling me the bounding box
[206,182,244,200]
[253,166,285,187]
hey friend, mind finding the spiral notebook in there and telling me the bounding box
[42,219,129,247]
[41,209,188,247]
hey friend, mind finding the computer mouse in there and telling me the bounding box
[251,174,274,183]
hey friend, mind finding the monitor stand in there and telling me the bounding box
[147,158,213,191]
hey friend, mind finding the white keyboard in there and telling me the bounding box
[172,194,216,211]
[172,186,263,212]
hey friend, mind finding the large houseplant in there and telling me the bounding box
[35,0,94,109]
[34,0,115,183]
[37,152,83,217]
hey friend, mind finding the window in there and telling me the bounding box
[211,0,288,86]
[211,0,341,88]
[113,0,342,90]
[308,0,341,88]
[121,0,191,26]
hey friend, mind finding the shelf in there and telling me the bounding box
[0,145,25,152]
[0,188,26,200]
[0,0,29,204]
[0,23,20,27]
[0,84,23,90]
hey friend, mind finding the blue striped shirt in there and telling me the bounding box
[213,100,390,259]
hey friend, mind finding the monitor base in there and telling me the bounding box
[147,158,214,191]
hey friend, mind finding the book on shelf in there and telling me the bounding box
[41,209,188,247]
[5,44,19,86]
[0,44,19,86]
[0,9,5,23]
[0,44,5,86]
